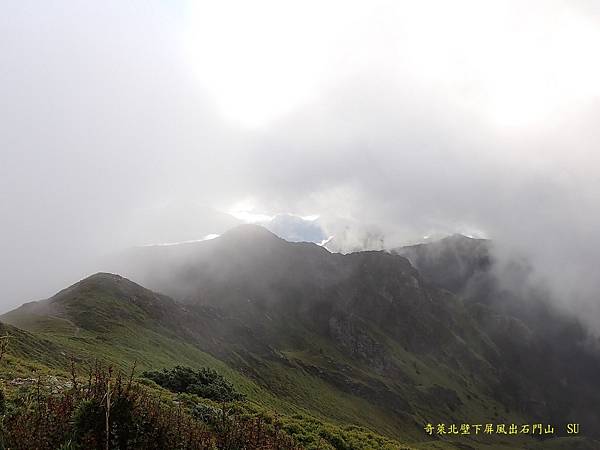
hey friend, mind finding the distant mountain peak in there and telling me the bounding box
[60,272,142,296]
[80,272,125,283]
[2,271,181,335]
[220,224,281,240]
[394,233,492,294]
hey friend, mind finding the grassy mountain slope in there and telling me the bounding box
[2,227,599,448]
[1,275,414,449]
[395,235,600,434]
[109,225,600,447]
[2,274,286,407]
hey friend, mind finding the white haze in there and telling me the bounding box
[1,1,600,328]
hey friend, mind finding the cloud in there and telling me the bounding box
[1,0,599,329]
[262,214,327,244]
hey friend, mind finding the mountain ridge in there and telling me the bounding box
[2,226,600,448]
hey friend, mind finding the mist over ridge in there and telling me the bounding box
[1,0,599,332]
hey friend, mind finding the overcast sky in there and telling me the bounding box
[1,0,600,324]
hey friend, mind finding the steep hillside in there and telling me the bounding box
[1,274,273,407]
[1,273,416,449]
[3,226,600,448]
[395,234,600,437]
[111,225,600,447]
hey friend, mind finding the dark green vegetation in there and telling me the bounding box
[1,225,600,449]
[142,366,245,402]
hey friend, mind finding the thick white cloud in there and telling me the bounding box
[1,0,599,327]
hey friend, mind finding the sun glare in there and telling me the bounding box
[182,0,600,131]
[182,1,345,128]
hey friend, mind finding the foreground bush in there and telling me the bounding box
[0,364,410,450]
[0,365,299,450]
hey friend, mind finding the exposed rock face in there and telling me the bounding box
[328,314,389,372]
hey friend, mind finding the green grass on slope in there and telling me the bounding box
[0,329,417,449]
[0,319,594,450]
[1,283,596,450]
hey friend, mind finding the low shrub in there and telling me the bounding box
[141,366,245,402]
